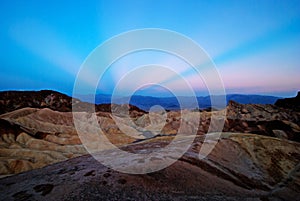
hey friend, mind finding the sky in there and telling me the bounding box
[0,0,299,97]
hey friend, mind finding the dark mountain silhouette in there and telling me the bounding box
[0,90,146,115]
[275,91,300,111]
[0,90,75,114]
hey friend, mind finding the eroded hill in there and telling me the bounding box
[0,90,299,200]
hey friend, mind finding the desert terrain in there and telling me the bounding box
[0,90,299,200]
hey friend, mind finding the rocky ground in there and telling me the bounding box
[0,90,299,200]
[0,133,299,201]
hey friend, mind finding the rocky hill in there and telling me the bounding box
[0,90,75,114]
[275,91,300,111]
[223,100,300,142]
[0,90,299,200]
[0,90,146,115]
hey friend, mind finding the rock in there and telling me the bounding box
[241,108,249,114]
[224,101,300,142]
[44,135,81,145]
[275,92,300,111]
[272,130,288,139]
[0,111,88,176]
[283,120,300,132]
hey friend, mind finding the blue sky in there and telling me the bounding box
[0,0,299,97]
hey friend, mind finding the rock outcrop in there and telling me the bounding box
[275,91,300,111]
[223,100,300,142]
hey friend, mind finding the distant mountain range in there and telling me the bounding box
[76,94,281,111]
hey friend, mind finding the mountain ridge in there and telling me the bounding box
[1,89,282,113]
[76,93,281,111]
[0,90,146,115]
